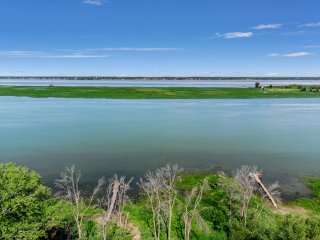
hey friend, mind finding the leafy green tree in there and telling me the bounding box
[0,163,51,240]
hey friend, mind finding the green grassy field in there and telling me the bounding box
[1,85,320,99]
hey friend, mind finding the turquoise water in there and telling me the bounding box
[1,97,320,198]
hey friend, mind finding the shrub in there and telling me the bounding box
[104,223,132,240]
[45,200,76,239]
[277,215,308,240]
[0,163,51,240]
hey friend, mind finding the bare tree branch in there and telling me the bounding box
[234,165,259,226]
[182,178,209,240]
[99,175,133,240]
[138,164,183,240]
[55,165,104,239]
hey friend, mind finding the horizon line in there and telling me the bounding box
[1,76,320,79]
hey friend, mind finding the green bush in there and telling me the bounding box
[104,223,132,240]
[83,219,100,240]
[277,215,308,240]
[0,163,51,240]
[45,200,76,238]
[305,217,320,240]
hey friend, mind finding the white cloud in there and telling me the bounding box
[88,47,182,51]
[253,23,282,30]
[46,54,109,58]
[268,52,313,58]
[300,22,320,27]
[285,52,313,57]
[216,32,253,39]
[83,0,105,6]
[268,53,280,57]
[0,51,109,58]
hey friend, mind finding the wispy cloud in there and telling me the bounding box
[216,32,253,39]
[300,22,320,27]
[0,47,181,59]
[253,23,282,30]
[83,0,105,6]
[88,47,183,51]
[0,51,109,58]
[268,52,313,58]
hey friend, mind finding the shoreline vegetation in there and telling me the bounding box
[1,85,320,99]
[1,163,320,240]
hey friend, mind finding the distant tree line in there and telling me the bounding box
[2,76,320,81]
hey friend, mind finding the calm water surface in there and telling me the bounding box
[1,97,320,198]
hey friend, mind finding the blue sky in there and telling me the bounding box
[1,0,320,76]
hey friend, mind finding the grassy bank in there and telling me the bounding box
[1,85,320,99]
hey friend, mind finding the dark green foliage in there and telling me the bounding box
[104,223,132,240]
[0,163,51,240]
[199,175,230,232]
[227,210,280,240]
[277,215,308,240]
[45,200,74,229]
[200,207,228,232]
[82,220,100,240]
[45,200,76,239]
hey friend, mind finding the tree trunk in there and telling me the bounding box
[106,180,120,221]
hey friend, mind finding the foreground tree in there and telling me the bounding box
[0,163,51,240]
[159,164,183,240]
[55,165,104,239]
[234,165,258,226]
[182,178,209,240]
[139,164,183,240]
[138,170,162,240]
[217,171,242,221]
[99,175,133,240]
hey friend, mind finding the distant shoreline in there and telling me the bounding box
[1,85,320,99]
[1,76,320,81]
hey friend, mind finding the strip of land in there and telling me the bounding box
[1,85,320,99]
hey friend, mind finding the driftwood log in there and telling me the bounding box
[250,172,278,208]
